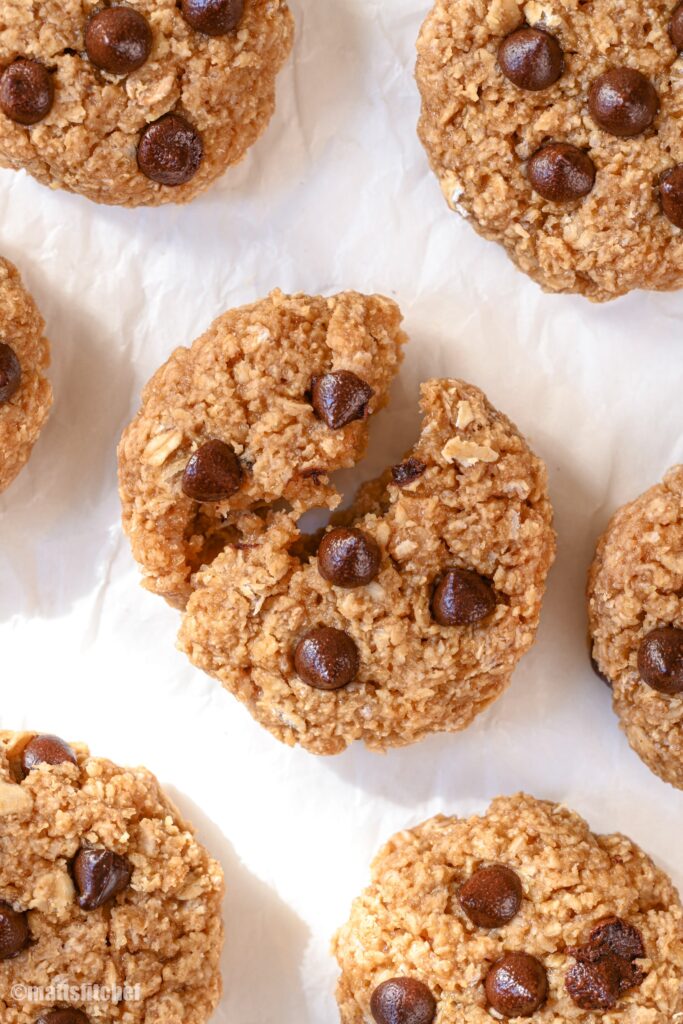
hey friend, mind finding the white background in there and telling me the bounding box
[1,1,682,1021]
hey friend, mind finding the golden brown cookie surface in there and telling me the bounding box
[416,0,683,301]
[0,0,293,206]
[0,730,224,1024]
[588,466,683,789]
[334,794,683,1022]
[0,257,51,494]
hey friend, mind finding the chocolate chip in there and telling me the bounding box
[0,59,54,127]
[181,0,244,35]
[660,165,683,230]
[498,28,564,91]
[587,917,645,962]
[0,342,21,404]
[431,569,496,627]
[85,7,153,76]
[36,1012,90,1024]
[589,68,658,137]
[528,143,596,202]
[485,952,548,1018]
[370,977,437,1024]
[671,3,683,50]
[565,959,622,1010]
[638,627,683,694]
[317,528,381,588]
[294,627,360,691]
[311,371,374,429]
[0,902,29,960]
[22,735,77,775]
[137,113,203,186]
[459,865,523,929]
[73,848,132,911]
[590,653,612,689]
[391,458,427,486]
[566,916,646,1009]
[182,439,243,502]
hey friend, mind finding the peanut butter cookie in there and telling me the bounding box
[416,0,683,301]
[0,730,224,1024]
[588,465,683,790]
[334,794,683,1022]
[0,258,52,494]
[118,290,554,755]
[0,0,293,206]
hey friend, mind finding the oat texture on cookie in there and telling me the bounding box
[0,257,52,494]
[333,794,683,1023]
[0,0,293,206]
[118,290,554,755]
[588,465,683,790]
[416,0,683,301]
[0,730,224,1024]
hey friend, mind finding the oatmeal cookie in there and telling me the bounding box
[118,289,406,608]
[416,0,683,301]
[0,257,52,494]
[588,465,683,790]
[0,730,224,1024]
[0,0,293,206]
[333,794,683,1023]
[176,374,555,756]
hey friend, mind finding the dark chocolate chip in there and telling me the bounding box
[0,342,21,404]
[0,902,29,960]
[310,371,374,430]
[565,959,622,1010]
[180,0,244,35]
[0,59,54,126]
[431,569,496,627]
[485,952,548,1018]
[498,28,564,91]
[588,916,645,962]
[317,528,381,588]
[73,848,132,911]
[459,865,523,929]
[35,1012,90,1024]
[660,165,683,230]
[638,627,683,694]
[137,113,203,186]
[85,7,153,75]
[391,458,427,486]
[294,627,359,691]
[22,735,77,775]
[182,439,243,502]
[670,3,683,50]
[528,143,596,202]
[370,977,437,1024]
[590,653,612,689]
[589,68,658,137]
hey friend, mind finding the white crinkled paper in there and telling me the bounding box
[1,2,682,1021]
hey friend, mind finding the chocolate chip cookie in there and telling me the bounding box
[334,794,683,1022]
[0,0,293,206]
[588,465,683,790]
[416,0,683,301]
[0,257,52,494]
[0,730,224,1024]
[118,291,554,755]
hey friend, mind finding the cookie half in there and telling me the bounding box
[334,794,683,1022]
[0,257,52,494]
[118,289,406,607]
[0,0,293,206]
[416,0,683,301]
[177,375,555,755]
[0,730,224,1024]
[588,466,683,790]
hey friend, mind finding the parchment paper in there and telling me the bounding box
[1,2,682,1021]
